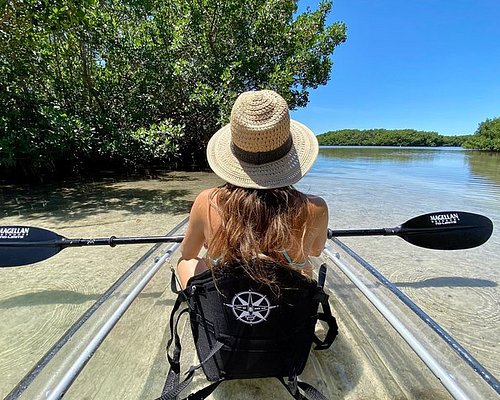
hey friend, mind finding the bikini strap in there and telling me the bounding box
[281,250,307,268]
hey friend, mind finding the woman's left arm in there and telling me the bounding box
[308,196,329,257]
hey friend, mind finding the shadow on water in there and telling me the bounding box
[0,290,175,309]
[0,290,100,308]
[394,276,497,289]
[0,173,197,222]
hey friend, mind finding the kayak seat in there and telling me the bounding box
[157,262,338,400]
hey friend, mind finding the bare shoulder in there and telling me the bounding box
[305,194,327,206]
[303,194,328,255]
[187,188,218,223]
[305,194,328,215]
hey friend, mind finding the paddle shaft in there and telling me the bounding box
[0,236,184,248]
[2,230,399,247]
[0,211,493,267]
[328,228,399,237]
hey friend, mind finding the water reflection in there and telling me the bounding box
[318,146,455,163]
[318,146,500,191]
[466,151,500,186]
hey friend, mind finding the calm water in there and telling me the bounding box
[0,148,499,396]
[296,146,500,380]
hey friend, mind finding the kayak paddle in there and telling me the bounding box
[327,211,493,250]
[0,211,493,267]
[0,228,183,267]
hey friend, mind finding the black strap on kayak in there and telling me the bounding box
[161,291,188,396]
[158,340,224,399]
[312,293,338,350]
[277,376,329,400]
[170,266,182,294]
[312,264,338,350]
[158,286,225,400]
[161,281,196,397]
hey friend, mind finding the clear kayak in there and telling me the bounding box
[5,218,499,400]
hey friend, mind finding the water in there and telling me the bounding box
[0,172,224,397]
[0,148,499,397]
[296,146,500,382]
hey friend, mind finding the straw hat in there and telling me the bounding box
[206,90,319,189]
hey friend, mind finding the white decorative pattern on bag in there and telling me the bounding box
[224,290,279,325]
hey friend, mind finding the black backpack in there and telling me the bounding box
[157,263,337,400]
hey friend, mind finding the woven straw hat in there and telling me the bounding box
[206,90,319,189]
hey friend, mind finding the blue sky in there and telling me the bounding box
[291,0,500,136]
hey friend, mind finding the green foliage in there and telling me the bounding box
[130,120,184,163]
[463,117,500,151]
[317,129,471,147]
[0,0,346,180]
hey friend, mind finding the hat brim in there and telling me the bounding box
[206,120,319,189]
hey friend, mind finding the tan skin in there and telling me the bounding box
[177,187,329,288]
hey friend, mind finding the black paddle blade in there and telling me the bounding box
[400,211,493,250]
[0,226,63,267]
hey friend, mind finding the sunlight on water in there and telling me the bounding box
[304,147,500,222]
[298,146,500,381]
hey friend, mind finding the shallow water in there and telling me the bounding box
[0,172,223,397]
[0,148,499,397]
[299,147,500,383]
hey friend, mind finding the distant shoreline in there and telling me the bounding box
[318,144,464,148]
[316,128,469,147]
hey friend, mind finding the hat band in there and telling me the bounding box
[231,135,293,165]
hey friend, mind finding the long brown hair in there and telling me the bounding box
[207,183,309,285]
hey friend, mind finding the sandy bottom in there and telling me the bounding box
[0,172,221,397]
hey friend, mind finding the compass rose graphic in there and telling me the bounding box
[225,290,278,325]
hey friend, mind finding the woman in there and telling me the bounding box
[177,89,328,288]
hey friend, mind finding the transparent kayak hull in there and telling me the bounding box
[7,219,498,399]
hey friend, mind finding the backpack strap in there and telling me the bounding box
[277,377,329,400]
[160,291,190,398]
[158,283,225,400]
[158,339,225,400]
[312,264,338,351]
[170,265,182,294]
[313,290,338,350]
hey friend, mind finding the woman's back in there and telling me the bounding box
[177,89,327,288]
[178,184,327,287]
